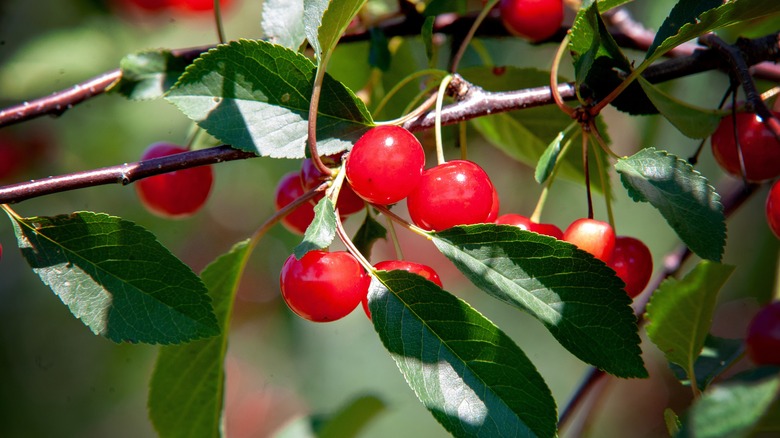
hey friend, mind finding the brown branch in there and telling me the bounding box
[0,145,255,204]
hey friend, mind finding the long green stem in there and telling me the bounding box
[335,211,373,273]
[435,75,454,165]
[583,133,594,220]
[551,34,576,117]
[213,0,226,44]
[373,69,447,119]
[385,215,404,260]
[592,140,615,231]
[373,205,431,240]
[449,0,500,72]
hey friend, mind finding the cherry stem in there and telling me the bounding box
[334,209,373,273]
[373,69,447,121]
[0,203,22,221]
[378,91,438,127]
[588,119,621,160]
[213,0,226,45]
[449,0,500,73]
[307,51,335,176]
[435,75,455,165]
[531,122,577,223]
[551,34,576,117]
[592,139,615,232]
[530,186,550,224]
[373,205,432,240]
[582,132,594,220]
[385,214,405,261]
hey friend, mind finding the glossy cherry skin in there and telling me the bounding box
[745,301,780,365]
[407,160,495,231]
[176,0,231,11]
[362,260,443,320]
[487,187,500,222]
[608,236,653,298]
[563,218,616,262]
[711,112,780,182]
[135,143,214,218]
[498,0,564,42]
[496,213,563,239]
[275,171,316,235]
[345,126,425,205]
[300,158,365,217]
[767,180,780,239]
[280,250,369,322]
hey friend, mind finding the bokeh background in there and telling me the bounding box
[0,0,778,437]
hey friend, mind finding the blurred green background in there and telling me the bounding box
[0,1,778,437]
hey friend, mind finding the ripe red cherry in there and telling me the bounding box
[275,171,316,235]
[345,125,425,205]
[711,112,780,182]
[498,0,564,42]
[487,187,500,222]
[563,218,616,262]
[407,160,495,231]
[496,213,563,239]
[175,0,232,12]
[121,0,172,11]
[608,236,653,298]
[362,260,443,319]
[279,250,368,322]
[300,158,365,217]
[135,143,214,218]
[745,301,780,365]
[767,180,780,239]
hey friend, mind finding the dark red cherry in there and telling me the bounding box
[275,171,316,234]
[767,180,780,239]
[608,236,653,298]
[746,301,780,365]
[711,111,780,182]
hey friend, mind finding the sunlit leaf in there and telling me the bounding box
[9,211,219,344]
[261,0,306,49]
[368,270,558,438]
[294,197,337,259]
[615,148,726,261]
[433,224,647,378]
[304,0,366,60]
[149,240,251,437]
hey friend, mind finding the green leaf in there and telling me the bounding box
[647,0,721,59]
[615,148,726,262]
[312,395,387,438]
[669,334,744,392]
[598,0,635,10]
[368,270,557,438]
[294,197,337,259]
[645,261,735,387]
[304,0,366,60]
[112,49,191,100]
[261,0,306,49]
[677,368,780,438]
[665,408,682,437]
[535,130,566,184]
[9,211,219,344]
[166,40,373,159]
[352,211,386,257]
[433,224,647,378]
[148,240,251,437]
[368,28,391,71]
[646,0,780,63]
[422,16,435,66]
[637,77,721,139]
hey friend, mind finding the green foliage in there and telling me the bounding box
[113,49,190,101]
[637,77,722,139]
[368,270,558,438]
[8,211,219,344]
[166,40,373,158]
[615,148,726,262]
[148,240,250,438]
[294,197,337,259]
[645,261,735,390]
[647,0,722,59]
[669,334,745,392]
[311,395,387,438]
[304,0,366,61]
[261,0,306,49]
[433,224,647,378]
[535,130,566,184]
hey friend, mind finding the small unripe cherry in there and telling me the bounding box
[362,260,443,319]
[608,236,653,298]
[745,301,780,365]
[563,218,615,262]
[274,171,316,235]
[135,142,214,218]
[496,213,563,239]
[345,125,425,205]
[279,250,368,322]
[767,180,780,239]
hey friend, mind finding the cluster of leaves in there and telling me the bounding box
[2,0,780,437]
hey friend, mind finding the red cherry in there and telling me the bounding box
[407,160,495,231]
[0,137,23,181]
[121,0,172,11]
[711,112,780,182]
[563,218,616,262]
[135,143,214,218]
[487,186,500,222]
[173,0,232,11]
[746,301,780,365]
[345,126,425,205]
[496,213,563,239]
[767,180,780,239]
[362,260,443,319]
[498,0,564,42]
[608,236,653,298]
[275,171,316,235]
[300,158,365,217]
[279,250,369,322]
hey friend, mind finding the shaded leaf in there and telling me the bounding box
[615,148,726,261]
[369,28,391,71]
[166,40,373,159]
[294,197,337,259]
[645,261,735,387]
[112,49,191,100]
[433,224,647,378]
[149,240,251,437]
[312,394,387,438]
[261,0,306,49]
[352,211,386,257]
[368,270,557,438]
[677,368,780,438]
[638,77,721,139]
[422,16,435,65]
[9,211,218,344]
[669,334,744,392]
